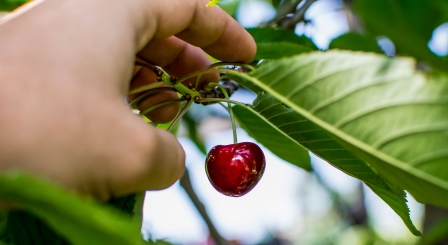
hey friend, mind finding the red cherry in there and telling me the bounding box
[205,142,266,197]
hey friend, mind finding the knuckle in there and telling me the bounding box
[129,127,185,190]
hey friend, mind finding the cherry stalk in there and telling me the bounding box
[204,82,265,197]
[129,61,266,197]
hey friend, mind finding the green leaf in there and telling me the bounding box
[225,73,264,94]
[233,103,312,171]
[271,0,281,8]
[329,33,383,54]
[147,239,172,245]
[243,50,448,208]
[254,42,312,60]
[247,28,317,61]
[240,92,420,235]
[418,215,448,245]
[217,0,241,17]
[226,28,317,94]
[157,119,179,135]
[0,211,6,236]
[2,211,70,245]
[238,49,448,235]
[183,111,207,154]
[107,194,137,216]
[247,28,318,50]
[0,0,29,11]
[444,56,448,63]
[237,28,316,92]
[206,0,220,7]
[0,172,144,245]
[354,0,448,71]
[131,192,145,231]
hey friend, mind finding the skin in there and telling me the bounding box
[0,0,256,201]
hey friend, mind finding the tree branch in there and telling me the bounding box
[280,0,318,30]
[260,0,303,27]
[180,169,229,245]
[342,0,364,32]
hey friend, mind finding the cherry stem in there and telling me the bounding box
[133,61,253,101]
[209,83,237,144]
[128,82,165,95]
[128,87,177,108]
[200,99,282,140]
[179,63,254,92]
[140,99,185,116]
[198,63,254,91]
[174,68,234,86]
[172,81,201,98]
[167,98,194,132]
[198,98,247,106]
[194,74,202,90]
[134,60,158,72]
[206,62,255,72]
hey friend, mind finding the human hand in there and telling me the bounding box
[0,0,255,200]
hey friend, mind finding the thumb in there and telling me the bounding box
[92,113,185,199]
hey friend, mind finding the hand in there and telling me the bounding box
[0,0,256,200]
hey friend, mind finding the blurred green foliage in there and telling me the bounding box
[247,27,317,50]
[329,33,383,54]
[0,172,143,245]
[0,0,29,12]
[354,0,448,71]
[1,0,448,244]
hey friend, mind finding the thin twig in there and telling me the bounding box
[128,87,177,108]
[342,0,364,32]
[280,0,318,30]
[174,68,235,85]
[180,169,229,245]
[212,83,237,144]
[128,82,164,95]
[134,61,159,73]
[206,62,255,72]
[140,99,185,115]
[167,99,193,132]
[261,0,303,27]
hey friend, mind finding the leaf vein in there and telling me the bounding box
[257,102,283,114]
[298,139,334,144]
[285,60,375,100]
[286,128,325,135]
[310,75,413,114]
[373,123,448,149]
[275,119,310,128]
[265,110,296,120]
[335,100,448,128]
[410,149,448,167]
[263,59,319,87]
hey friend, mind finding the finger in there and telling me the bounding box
[130,37,219,123]
[128,67,180,124]
[133,0,256,63]
[102,113,186,196]
[138,36,219,90]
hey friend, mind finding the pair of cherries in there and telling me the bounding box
[205,142,266,197]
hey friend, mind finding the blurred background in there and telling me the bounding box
[3,0,447,244]
[140,0,448,244]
